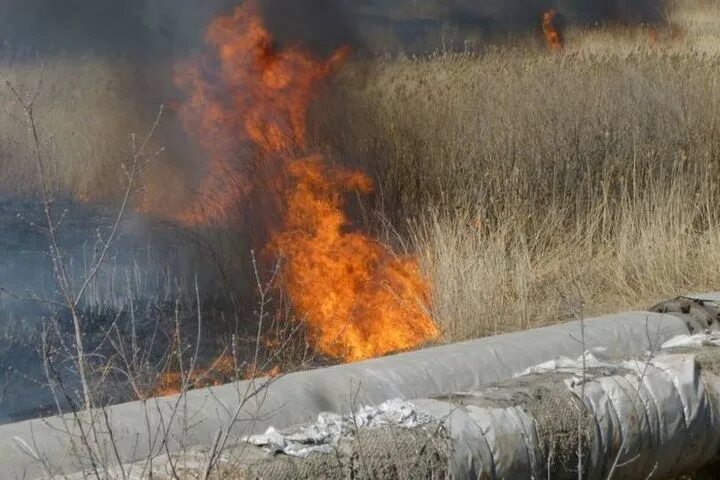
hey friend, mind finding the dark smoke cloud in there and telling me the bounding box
[556,0,664,23]
[351,0,665,51]
[0,0,358,58]
[441,0,664,26]
[0,0,667,59]
[258,0,360,56]
[0,0,234,57]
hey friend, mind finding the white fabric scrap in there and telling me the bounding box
[515,349,615,378]
[662,333,720,349]
[244,399,433,457]
[518,333,720,385]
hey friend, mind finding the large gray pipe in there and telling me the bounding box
[194,332,720,479]
[1,295,717,478]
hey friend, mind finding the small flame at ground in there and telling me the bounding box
[163,1,438,363]
[648,26,659,46]
[153,354,238,397]
[542,10,564,51]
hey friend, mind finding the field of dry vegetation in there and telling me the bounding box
[3,1,720,347]
[313,0,720,340]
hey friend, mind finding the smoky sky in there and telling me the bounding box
[0,0,358,58]
[441,0,664,27]
[0,0,667,58]
[258,0,359,56]
[0,0,231,57]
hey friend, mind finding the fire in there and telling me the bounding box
[153,371,184,397]
[542,10,564,51]
[646,24,685,48]
[168,2,438,362]
[152,354,238,397]
[243,364,281,381]
[648,26,659,47]
[271,156,436,361]
[153,354,282,397]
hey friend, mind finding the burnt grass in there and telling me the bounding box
[0,196,306,423]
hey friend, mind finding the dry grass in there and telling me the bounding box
[311,3,720,341]
[0,57,168,201]
[0,59,131,197]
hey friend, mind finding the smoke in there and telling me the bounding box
[441,0,664,28]
[0,0,358,58]
[0,0,232,57]
[0,0,672,421]
[0,0,667,59]
[554,0,665,24]
[257,0,360,56]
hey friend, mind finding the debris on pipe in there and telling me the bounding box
[195,334,720,479]
[4,293,720,479]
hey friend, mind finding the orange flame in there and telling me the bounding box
[271,156,437,361]
[243,364,281,381]
[153,354,285,397]
[167,1,438,362]
[152,354,239,397]
[648,26,659,47]
[542,10,564,51]
[646,24,685,48]
[670,23,686,43]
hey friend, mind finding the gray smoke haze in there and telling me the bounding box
[0,0,667,58]
[258,0,360,56]
[0,0,235,58]
[441,0,664,26]
[0,0,357,58]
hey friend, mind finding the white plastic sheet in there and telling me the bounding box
[244,399,433,457]
[662,332,720,349]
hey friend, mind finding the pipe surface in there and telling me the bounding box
[205,335,720,479]
[0,307,705,478]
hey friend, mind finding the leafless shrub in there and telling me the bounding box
[0,70,310,477]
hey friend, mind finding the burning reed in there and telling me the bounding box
[143,2,438,362]
[542,10,564,50]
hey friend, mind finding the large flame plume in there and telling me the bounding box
[167,1,438,362]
